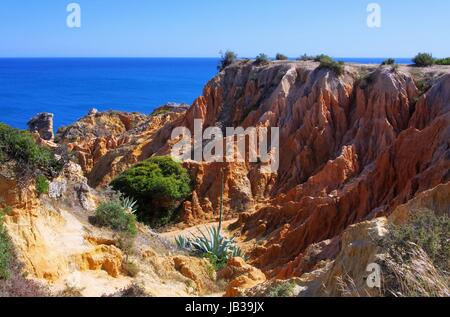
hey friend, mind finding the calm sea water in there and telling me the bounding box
[0,57,413,130]
[0,58,219,130]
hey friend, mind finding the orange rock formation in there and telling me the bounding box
[56,61,450,279]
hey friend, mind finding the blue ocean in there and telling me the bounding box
[0,57,413,130]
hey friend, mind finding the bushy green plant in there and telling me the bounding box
[0,123,62,175]
[380,212,450,274]
[377,212,450,297]
[95,201,137,235]
[0,207,12,279]
[316,55,345,76]
[110,156,192,227]
[275,53,288,61]
[203,252,229,271]
[313,54,331,62]
[35,175,49,195]
[254,53,270,65]
[355,70,377,88]
[0,151,6,163]
[435,57,450,65]
[382,58,396,65]
[218,50,237,71]
[413,53,434,67]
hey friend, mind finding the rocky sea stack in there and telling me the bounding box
[27,112,54,141]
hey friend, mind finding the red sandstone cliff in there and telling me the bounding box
[56,61,450,279]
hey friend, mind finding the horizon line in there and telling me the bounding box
[0,56,415,59]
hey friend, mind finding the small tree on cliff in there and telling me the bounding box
[218,50,237,71]
[316,55,345,76]
[413,53,434,67]
[254,53,270,65]
[275,53,288,61]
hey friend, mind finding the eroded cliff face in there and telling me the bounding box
[52,61,450,284]
[0,161,221,297]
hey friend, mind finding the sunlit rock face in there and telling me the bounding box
[55,61,450,280]
[28,112,55,141]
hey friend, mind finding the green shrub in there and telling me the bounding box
[382,58,396,65]
[435,57,450,65]
[275,53,288,61]
[0,208,12,279]
[254,53,270,65]
[110,156,192,227]
[375,211,450,297]
[35,175,49,195]
[0,123,62,175]
[0,151,6,163]
[380,212,450,274]
[203,253,228,272]
[355,70,377,88]
[413,53,434,67]
[218,50,237,71]
[151,108,172,116]
[316,55,345,76]
[95,200,137,235]
[313,54,331,62]
[415,78,432,96]
[268,281,297,297]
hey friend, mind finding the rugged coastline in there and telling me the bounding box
[1,60,449,297]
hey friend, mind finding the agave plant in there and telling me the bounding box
[176,226,242,260]
[175,170,243,263]
[190,226,233,257]
[175,235,191,250]
[119,196,138,215]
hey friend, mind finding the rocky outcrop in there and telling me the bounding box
[203,62,449,278]
[56,110,148,143]
[27,112,54,141]
[1,158,223,296]
[172,256,218,294]
[54,61,450,281]
[281,181,450,297]
[152,102,190,115]
[218,257,266,297]
[55,110,185,187]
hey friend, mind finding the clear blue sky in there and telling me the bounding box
[0,0,449,58]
